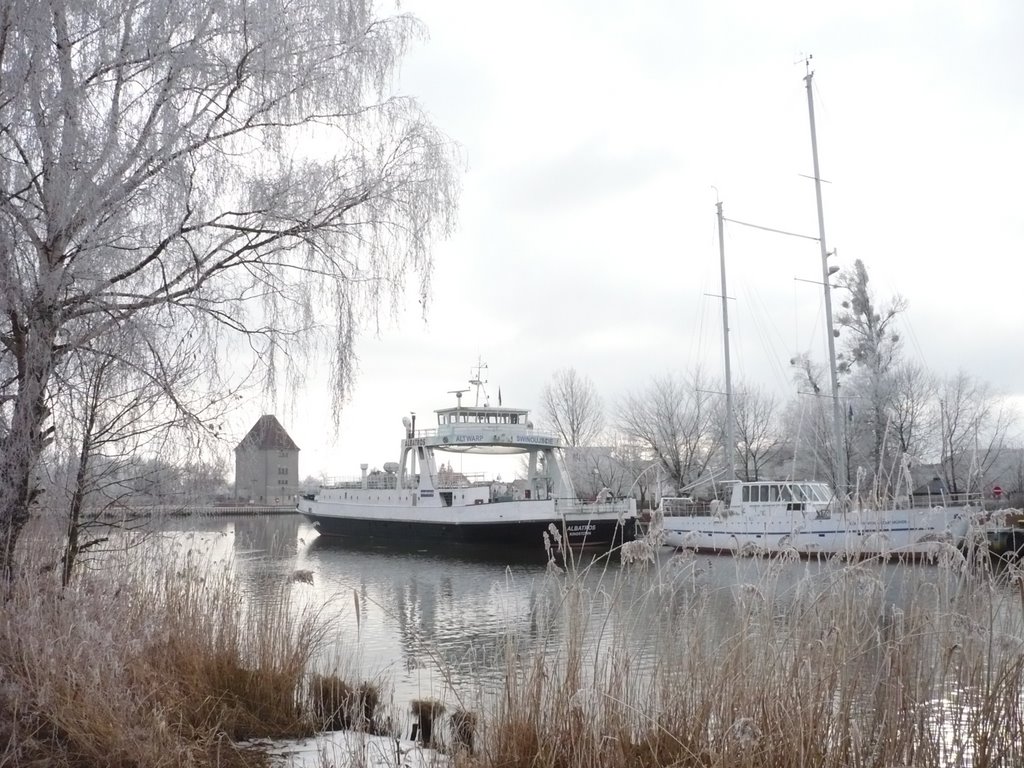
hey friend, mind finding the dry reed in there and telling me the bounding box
[8,514,1024,768]
[0,518,345,767]
[453,546,1024,768]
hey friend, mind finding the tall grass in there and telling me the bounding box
[7,514,1024,768]
[454,546,1024,768]
[0,517,350,767]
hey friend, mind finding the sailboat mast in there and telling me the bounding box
[716,201,736,481]
[804,67,847,498]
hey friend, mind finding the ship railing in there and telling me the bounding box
[435,472,488,489]
[858,491,984,510]
[321,476,415,491]
[661,497,718,517]
[658,492,985,516]
[559,498,637,515]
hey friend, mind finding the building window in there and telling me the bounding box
[278,467,289,475]
[279,450,289,457]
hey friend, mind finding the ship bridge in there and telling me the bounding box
[402,406,562,454]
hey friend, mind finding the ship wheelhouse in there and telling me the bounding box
[435,406,527,427]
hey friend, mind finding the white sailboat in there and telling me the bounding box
[659,67,974,559]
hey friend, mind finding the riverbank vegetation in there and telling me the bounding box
[4,523,1024,767]
[459,546,1024,768]
[0,523,365,767]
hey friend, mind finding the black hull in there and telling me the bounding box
[300,512,636,554]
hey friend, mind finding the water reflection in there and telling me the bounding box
[147,514,1021,728]
[295,527,555,704]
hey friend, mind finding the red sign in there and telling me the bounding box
[993,485,1003,499]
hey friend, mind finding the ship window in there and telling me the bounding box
[769,485,779,502]
[511,414,518,424]
[742,486,750,502]
[759,485,769,502]
[780,486,792,501]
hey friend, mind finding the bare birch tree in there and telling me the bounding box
[615,372,720,494]
[786,353,844,488]
[887,362,939,460]
[938,371,1015,495]
[541,367,604,448]
[611,435,660,510]
[0,0,459,582]
[45,318,229,586]
[732,384,782,482]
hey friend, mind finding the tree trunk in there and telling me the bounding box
[61,444,90,589]
[61,366,103,588]
[0,315,58,587]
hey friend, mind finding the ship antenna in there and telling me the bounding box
[468,357,489,406]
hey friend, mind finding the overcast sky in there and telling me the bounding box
[245,0,1024,479]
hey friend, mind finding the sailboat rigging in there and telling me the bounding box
[655,66,975,558]
[805,65,848,499]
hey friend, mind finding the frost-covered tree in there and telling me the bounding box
[615,371,720,494]
[610,436,660,510]
[938,371,1015,496]
[0,0,459,582]
[785,353,846,489]
[732,384,782,482]
[834,259,907,491]
[43,318,230,586]
[541,367,604,448]
[887,362,939,460]
[834,260,906,377]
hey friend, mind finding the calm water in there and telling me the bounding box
[148,513,996,714]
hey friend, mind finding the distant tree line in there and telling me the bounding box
[542,260,1020,504]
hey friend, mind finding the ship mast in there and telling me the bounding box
[804,63,847,499]
[469,357,488,406]
[716,201,736,481]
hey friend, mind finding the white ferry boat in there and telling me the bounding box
[299,383,637,552]
[658,480,970,558]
